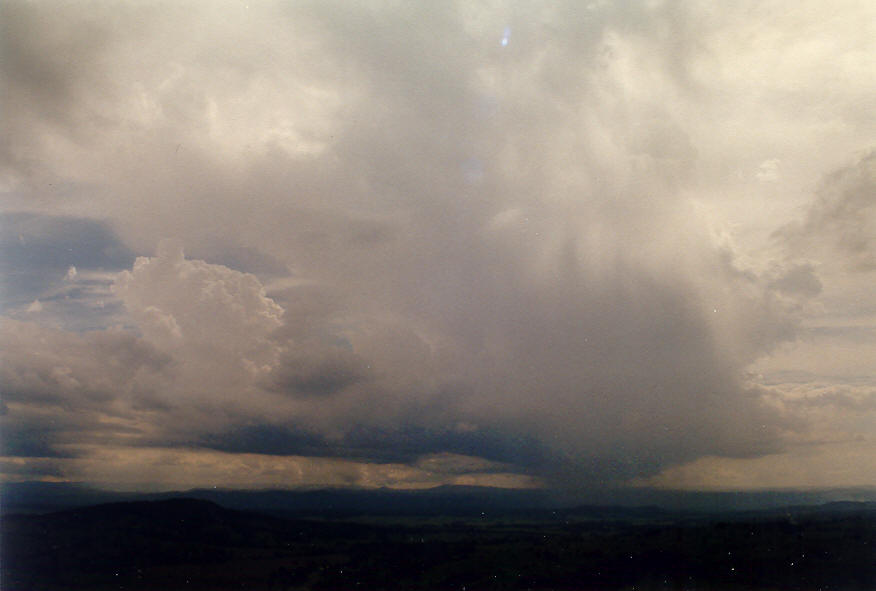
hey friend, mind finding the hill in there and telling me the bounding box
[4,480,876,516]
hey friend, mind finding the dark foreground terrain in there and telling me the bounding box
[2,497,874,591]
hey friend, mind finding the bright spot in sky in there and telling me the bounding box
[501,27,511,46]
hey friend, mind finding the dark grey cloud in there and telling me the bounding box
[0,422,68,458]
[0,457,65,480]
[198,421,552,470]
[0,402,139,460]
[776,151,876,272]
[198,424,331,458]
[767,262,822,298]
[265,348,370,398]
[0,1,120,183]
[0,3,109,124]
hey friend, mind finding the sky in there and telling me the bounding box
[1,0,875,495]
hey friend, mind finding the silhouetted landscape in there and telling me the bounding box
[3,487,874,591]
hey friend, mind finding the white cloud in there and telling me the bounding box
[114,240,283,359]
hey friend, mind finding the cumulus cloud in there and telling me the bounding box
[2,0,874,492]
[114,240,283,355]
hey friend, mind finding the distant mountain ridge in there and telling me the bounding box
[4,480,876,516]
[0,481,554,516]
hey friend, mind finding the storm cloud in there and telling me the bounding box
[2,0,875,492]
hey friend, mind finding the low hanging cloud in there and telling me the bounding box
[2,1,873,491]
[0,318,172,458]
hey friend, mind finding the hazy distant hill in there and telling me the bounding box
[4,480,876,516]
[0,481,555,516]
[162,484,558,517]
